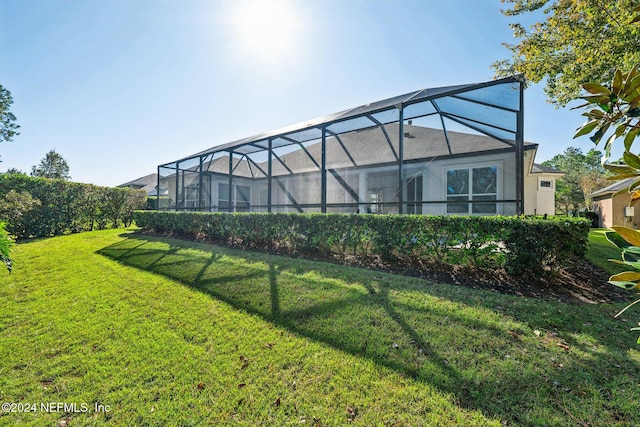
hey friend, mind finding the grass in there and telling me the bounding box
[1,228,639,426]
[586,228,627,276]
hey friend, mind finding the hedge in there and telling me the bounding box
[0,174,147,239]
[133,211,590,275]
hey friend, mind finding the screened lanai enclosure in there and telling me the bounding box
[157,76,526,215]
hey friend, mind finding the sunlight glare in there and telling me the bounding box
[229,0,303,64]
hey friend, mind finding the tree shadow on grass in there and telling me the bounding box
[97,233,640,426]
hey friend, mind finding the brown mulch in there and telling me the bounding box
[137,230,631,305]
[339,256,631,305]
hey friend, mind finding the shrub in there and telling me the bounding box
[0,189,42,238]
[580,211,599,228]
[501,216,590,274]
[0,221,12,273]
[134,211,590,276]
[0,174,147,238]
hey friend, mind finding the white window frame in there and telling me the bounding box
[217,182,251,212]
[444,164,500,215]
[538,178,554,191]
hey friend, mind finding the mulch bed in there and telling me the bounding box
[137,230,631,305]
[341,257,631,305]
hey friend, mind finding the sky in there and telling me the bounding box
[0,0,601,187]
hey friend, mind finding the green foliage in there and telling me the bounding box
[605,227,640,288]
[494,1,640,106]
[134,211,590,276]
[3,167,25,175]
[146,196,155,210]
[574,66,640,205]
[0,174,146,238]
[580,211,599,228]
[575,78,640,206]
[0,84,19,154]
[501,215,590,274]
[604,226,640,343]
[30,149,71,180]
[541,146,609,214]
[0,221,12,273]
[0,189,41,238]
[585,229,628,275]
[569,5,640,343]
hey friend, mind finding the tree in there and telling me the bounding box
[0,84,19,159]
[4,168,26,175]
[580,170,611,204]
[31,150,71,180]
[571,23,640,342]
[541,146,608,214]
[493,0,640,106]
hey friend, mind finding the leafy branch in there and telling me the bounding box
[572,35,640,341]
[573,64,640,203]
[604,227,640,343]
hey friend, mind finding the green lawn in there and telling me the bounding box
[1,229,639,426]
[586,228,628,275]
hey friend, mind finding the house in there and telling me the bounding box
[589,178,638,228]
[525,163,564,216]
[157,76,559,216]
[117,173,165,197]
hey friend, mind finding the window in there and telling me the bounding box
[447,166,497,214]
[540,180,552,189]
[185,185,199,208]
[218,183,251,212]
[236,185,251,212]
[368,189,383,213]
[446,169,469,214]
[407,175,423,214]
[218,183,230,211]
[367,171,398,214]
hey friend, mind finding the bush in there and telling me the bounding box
[0,174,147,239]
[580,211,599,228]
[134,211,590,276]
[501,216,589,274]
[0,190,41,238]
[0,221,12,273]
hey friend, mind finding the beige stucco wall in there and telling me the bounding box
[423,152,516,215]
[523,174,538,215]
[594,193,640,229]
[536,187,556,216]
[524,173,559,215]
[593,196,614,228]
[522,149,560,216]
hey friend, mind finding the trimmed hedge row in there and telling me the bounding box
[0,174,147,238]
[133,211,590,275]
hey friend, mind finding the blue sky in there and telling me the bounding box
[1,0,597,187]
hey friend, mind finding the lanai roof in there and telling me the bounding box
[162,75,524,167]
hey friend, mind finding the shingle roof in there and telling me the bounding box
[588,177,635,198]
[200,125,536,177]
[531,163,563,174]
[117,173,158,195]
